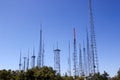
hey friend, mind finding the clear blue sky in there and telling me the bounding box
[0,0,120,77]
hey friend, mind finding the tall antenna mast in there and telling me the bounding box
[79,43,83,76]
[19,51,22,71]
[54,44,61,74]
[73,28,78,78]
[37,24,42,68]
[88,0,99,74]
[86,28,91,75]
[23,57,27,71]
[27,49,29,70]
[83,41,87,76]
[68,42,71,76]
[42,41,45,67]
[31,46,35,68]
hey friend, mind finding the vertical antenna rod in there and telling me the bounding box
[79,43,83,76]
[42,41,45,66]
[83,41,87,76]
[73,28,78,78]
[23,57,27,71]
[31,46,35,68]
[68,42,71,76]
[19,51,22,71]
[86,28,91,75]
[88,0,99,74]
[27,50,29,70]
[37,24,42,68]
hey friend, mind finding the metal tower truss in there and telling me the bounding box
[88,0,99,74]
[83,41,87,76]
[19,51,22,71]
[54,48,61,74]
[68,42,71,76]
[79,43,84,76]
[42,42,45,67]
[73,28,78,78]
[27,50,29,70]
[37,25,42,68]
[86,28,91,75]
[23,57,27,71]
[31,46,35,68]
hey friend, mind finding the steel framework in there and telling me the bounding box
[88,0,99,74]
[54,48,61,74]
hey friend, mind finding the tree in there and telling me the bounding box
[17,71,25,80]
[0,69,13,80]
[34,66,56,80]
[10,70,18,80]
[117,69,120,80]
[77,76,84,80]
[85,71,109,80]
[101,71,109,80]
[25,69,35,80]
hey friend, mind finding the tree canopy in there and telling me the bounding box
[0,66,119,80]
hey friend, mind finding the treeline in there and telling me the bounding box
[0,66,120,80]
[0,66,73,80]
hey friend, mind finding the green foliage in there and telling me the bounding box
[25,69,35,80]
[117,69,120,80]
[2,67,120,80]
[62,76,74,80]
[0,66,63,80]
[86,71,109,80]
[77,76,84,80]
[34,66,56,80]
[0,69,11,80]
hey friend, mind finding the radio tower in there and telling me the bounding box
[83,41,87,76]
[86,28,91,75]
[88,0,99,74]
[68,42,71,76]
[31,46,35,68]
[79,43,84,76]
[27,50,29,70]
[19,51,22,71]
[37,25,42,68]
[42,42,45,67]
[73,28,78,78]
[23,57,27,71]
[54,45,61,74]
